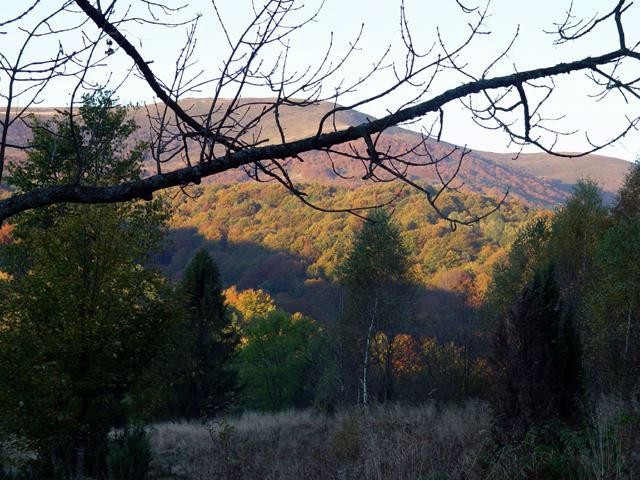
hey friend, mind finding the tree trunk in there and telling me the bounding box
[362,295,378,409]
[362,317,374,408]
[75,439,86,480]
[384,341,394,403]
[624,303,632,369]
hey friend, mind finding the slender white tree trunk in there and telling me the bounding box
[75,441,85,480]
[362,295,378,409]
[624,302,632,368]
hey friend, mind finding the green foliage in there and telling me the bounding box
[486,181,626,401]
[485,213,553,322]
[551,179,609,300]
[579,163,640,394]
[585,217,640,392]
[106,425,152,480]
[10,91,143,190]
[313,355,341,413]
[0,91,178,477]
[171,249,238,418]
[486,180,608,323]
[234,310,324,411]
[337,210,414,404]
[492,265,583,440]
[338,210,410,289]
[613,159,640,220]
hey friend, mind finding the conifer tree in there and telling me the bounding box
[491,264,582,440]
[174,249,238,418]
[0,91,178,479]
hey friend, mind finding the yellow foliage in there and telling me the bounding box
[224,286,276,322]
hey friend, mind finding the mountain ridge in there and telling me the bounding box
[1,98,630,207]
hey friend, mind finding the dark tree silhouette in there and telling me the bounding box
[174,249,238,418]
[613,160,640,220]
[492,264,583,440]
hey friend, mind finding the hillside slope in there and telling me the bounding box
[481,151,630,200]
[1,99,630,207]
[160,182,532,323]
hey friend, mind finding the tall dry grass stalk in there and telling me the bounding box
[578,396,640,480]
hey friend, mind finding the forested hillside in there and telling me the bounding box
[160,182,531,324]
[3,0,640,477]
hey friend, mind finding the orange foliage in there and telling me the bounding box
[0,223,13,244]
[392,334,424,374]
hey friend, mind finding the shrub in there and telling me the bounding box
[330,413,361,461]
[106,425,152,480]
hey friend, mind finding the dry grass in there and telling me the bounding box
[149,402,491,480]
[578,396,640,480]
[148,397,640,480]
[1,398,637,479]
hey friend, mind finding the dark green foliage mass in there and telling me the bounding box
[0,92,179,478]
[337,210,413,405]
[580,163,640,395]
[487,173,640,429]
[171,249,238,418]
[584,217,640,393]
[613,159,640,220]
[550,179,609,303]
[106,425,152,480]
[492,265,583,440]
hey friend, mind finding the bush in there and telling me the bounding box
[330,413,361,461]
[0,437,40,480]
[106,425,152,480]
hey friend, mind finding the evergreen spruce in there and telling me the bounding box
[491,264,583,440]
[175,249,238,418]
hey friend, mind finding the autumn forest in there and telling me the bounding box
[2,1,640,479]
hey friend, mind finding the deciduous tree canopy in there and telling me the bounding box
[0,92,179,478]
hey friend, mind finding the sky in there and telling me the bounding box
[1,0,639,161]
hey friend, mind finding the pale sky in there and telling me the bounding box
[2,0,639,161]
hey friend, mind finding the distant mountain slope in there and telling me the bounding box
[478,151,631,201]
[2,99,630,207]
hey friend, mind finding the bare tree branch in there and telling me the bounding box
[0,0,639,225]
